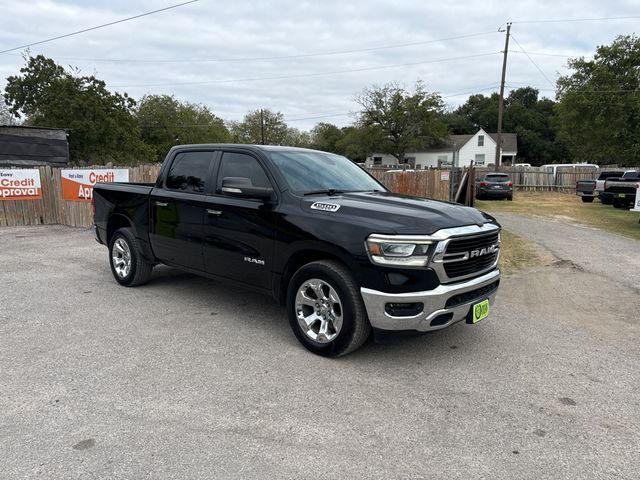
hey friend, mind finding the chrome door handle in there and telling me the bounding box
[206,209,222,216]
[155,201,168,207]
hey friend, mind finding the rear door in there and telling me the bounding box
[203,150,278,291]
[149,150,217,271]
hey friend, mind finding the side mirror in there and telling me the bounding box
[221,177,274,200]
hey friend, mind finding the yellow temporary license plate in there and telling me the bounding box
[470,299,490,324]
[618,193,626,198]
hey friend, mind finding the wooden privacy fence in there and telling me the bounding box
[368,169,450,201]
[477,166,600,192]
[0,164,161,228]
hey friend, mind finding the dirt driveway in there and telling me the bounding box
[0,223,638,479]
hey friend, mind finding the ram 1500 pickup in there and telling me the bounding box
[93,145,501,356]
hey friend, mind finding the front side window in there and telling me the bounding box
[217,152,271,192]
[165,151,213,193]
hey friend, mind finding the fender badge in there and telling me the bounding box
[310,202,341,212]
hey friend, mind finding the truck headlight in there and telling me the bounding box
[365,234,433,267]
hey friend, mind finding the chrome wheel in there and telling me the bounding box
[112,238,132,278]
[295,278,343,343]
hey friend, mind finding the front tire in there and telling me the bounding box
[287,260,371,357]
[581,196,594,203]
[109,228,153,287]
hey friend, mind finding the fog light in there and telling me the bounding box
[385,302,424,317]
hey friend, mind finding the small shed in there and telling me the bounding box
[0,126,69,167]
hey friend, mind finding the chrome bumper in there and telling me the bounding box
[361,269,500,332]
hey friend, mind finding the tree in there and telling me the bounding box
[556,35,640,165]
[0,98,18,125]
[230,109,290,145]
[4,55,153,165]
[136,94,230,161]
[355,81,448,162]
[308,122,345,152]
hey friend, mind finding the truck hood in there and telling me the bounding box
[300,191,496,235]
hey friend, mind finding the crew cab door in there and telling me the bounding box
[203,151,277,291]
[149,150,217,271]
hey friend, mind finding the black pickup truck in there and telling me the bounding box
[602,171,640,208]
[93,145,501,356]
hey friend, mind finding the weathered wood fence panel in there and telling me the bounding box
[367,169,450,201]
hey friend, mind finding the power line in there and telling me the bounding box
[511,15,640,24]
[110,51,501,88]
[510,35,555,87]
[0,0,199,55]
[511,50,580,58]
[5,30,497,64]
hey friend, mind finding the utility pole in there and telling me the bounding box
[260,109,265,145]
[495,22,511,171]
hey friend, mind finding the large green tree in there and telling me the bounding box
[4,55,153,165]
[355,81,448,162]
[136,94,230,161]
[556,35,640,165]
[229,109,306,146]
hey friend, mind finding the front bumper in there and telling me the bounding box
[361,269,500,332]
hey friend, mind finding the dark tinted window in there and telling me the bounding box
[165,151,213,193]
[218,152,271,191]
[485,174,510,183]
[598,171,625,180]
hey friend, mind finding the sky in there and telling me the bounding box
[0,0,638,130]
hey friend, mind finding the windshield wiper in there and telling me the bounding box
[303,189,347,196]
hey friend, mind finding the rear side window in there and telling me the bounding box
[217,152,271,191]
[165,151,213,193]
[485,175,510,183]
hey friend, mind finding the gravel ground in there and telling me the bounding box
[0,223,639,480]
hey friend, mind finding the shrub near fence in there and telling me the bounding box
[0,164,161,228]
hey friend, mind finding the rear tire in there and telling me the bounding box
[109,228,153,287]
[287,260,371,357]
[581,196,594,203]
[612,198,628,209]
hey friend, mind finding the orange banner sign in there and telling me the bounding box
[0,169,43,200]
[61,169,129,202]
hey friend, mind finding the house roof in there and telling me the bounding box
[451,132,517,153]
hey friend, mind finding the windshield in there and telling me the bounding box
[267,150,385,194]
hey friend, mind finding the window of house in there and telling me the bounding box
[474,154,485,165]
[437,155,449,167]
[165,151,213,193]
[478,135,484,147]
[403,157,416,167]
[373,156,382,165]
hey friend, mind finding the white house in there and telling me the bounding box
[365,128,517,169]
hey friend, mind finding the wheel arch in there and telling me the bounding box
[277,245,358,306]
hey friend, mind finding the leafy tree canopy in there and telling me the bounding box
[136,94,230,161]
[4,55,153,165]
[355,81,448,162]
[556,34,640,165]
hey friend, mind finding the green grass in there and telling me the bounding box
[477,192,640,241]
[498,229,544,275]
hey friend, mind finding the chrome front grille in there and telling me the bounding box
[429,224,501,283]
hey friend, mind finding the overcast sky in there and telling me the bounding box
[0,0,638,129]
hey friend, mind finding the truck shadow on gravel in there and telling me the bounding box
[138,266,491,364]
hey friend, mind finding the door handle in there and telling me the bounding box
[206,209,222,216]
[155,201,168,207]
